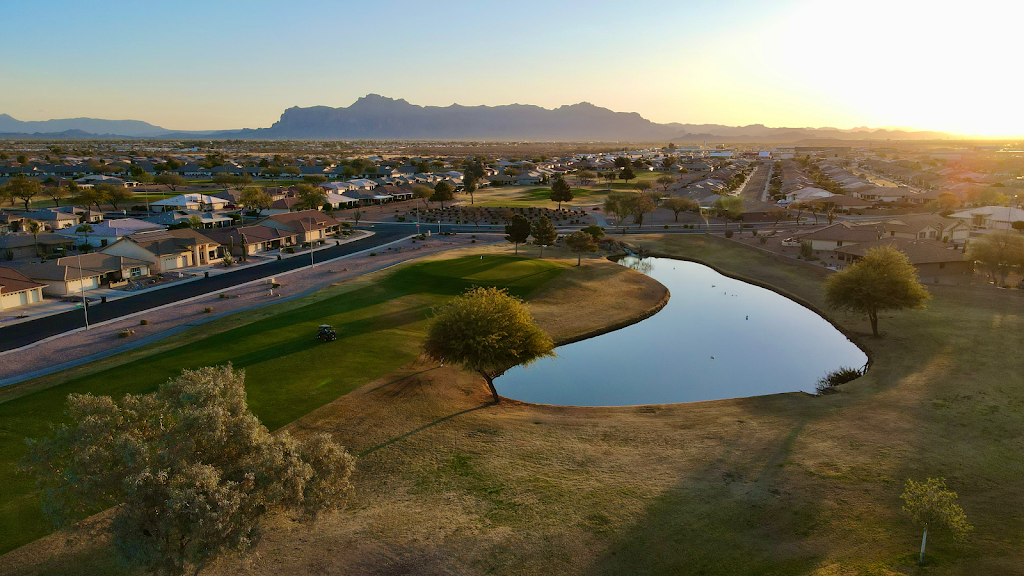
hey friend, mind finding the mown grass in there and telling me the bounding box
[0,254,564,555]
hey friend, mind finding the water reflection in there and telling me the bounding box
[497,257,867,406]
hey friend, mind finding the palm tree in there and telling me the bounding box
[27,220,42,258]
[76,223,94,252]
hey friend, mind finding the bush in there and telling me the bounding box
[117,329,131,338]
[203,307,213,314]
[724,230,734,238]
[471,239,476,243]
[799,240,815,259]
[342,222,351,228]
[815,366,864,395]
[664,224,669,229]
[139,319,149,325]
[581,225,605,239]
[222,255,234,267]
[759,236,768,245]
[369,252,377,256]
[284,247,295,254]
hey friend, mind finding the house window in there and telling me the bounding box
[101,239,108,246]
[129,267,142,277]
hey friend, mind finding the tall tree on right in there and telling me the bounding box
[549,177,574,209]
[901,478,972,565]
[823,245,930,336]
[969,231,1024,285]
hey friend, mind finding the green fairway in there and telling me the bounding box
[0,254,564,554]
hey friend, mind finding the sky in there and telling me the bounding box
[2,0,1022,137]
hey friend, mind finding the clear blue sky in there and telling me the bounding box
[2,0,1021,136]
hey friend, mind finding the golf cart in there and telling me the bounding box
[317,324,337,342]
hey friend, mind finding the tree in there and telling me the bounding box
[26,220,42,257]
[656,175,675,191]
[93,183,121,210]
[613,156,630,169]
[969,232,1024,285]
[75,223,94,249]
[412,184,433,209]
[43,184,70,207]
[662,196,698,222]
[283,166,301,179]
[619,166,636,185]
[604,192,631,234]
[155,173,185,191]
[1012,220,1024,234]
[8,176,40,210]
[423,287,554,403]
[625,192,656,229]
[352,209,362,226]
[823,245,931,336]
[22,365,355,576]
[263,166,283,184]
[564,230,598,266]
[504,214,531,255]
[935,192,959,212]
[575,170,596,187]
[239,187,272,217]
[107,187,135,210]
[303,175,327,185]
[129,166,153,184]
[581,225,605,240]
[550,177,574,209]
[293,183,327,211]
[603,172,616,190]
[901,478,972,565]
[464,175,478,205]
[713,196,744,219]
[531,216,557,257]
[431,181,455,208]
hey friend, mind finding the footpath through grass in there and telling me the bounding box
[0,254,564,555]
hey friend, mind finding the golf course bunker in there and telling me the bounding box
[498,256,867,406]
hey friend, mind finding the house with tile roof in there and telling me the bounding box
[16,253,150,295]
[101,228,222,272]
[835,237,972,284]
[0,266,46,311]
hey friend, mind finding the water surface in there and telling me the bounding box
[497,256,867,405]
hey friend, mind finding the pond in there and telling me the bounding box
[497,256,868,406]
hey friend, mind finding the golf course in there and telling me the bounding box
[3,235,1024,575]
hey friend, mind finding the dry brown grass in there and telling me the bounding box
[5,235,1024,576]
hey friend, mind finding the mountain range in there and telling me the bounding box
[0,96,953,142]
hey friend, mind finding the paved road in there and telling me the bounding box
[0,227,410,352]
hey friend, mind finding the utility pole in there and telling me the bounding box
[77,251,89,330]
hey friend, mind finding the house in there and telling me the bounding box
[206,224,299,256]
[102,228,222,272]
[855,187,912,203]
[949,206,1024,232]
[150,193,229,212]
[0,266,46,311]
[16,253,151,295]
[809,194,873,212]
[835,238,972,284]
[0,213,25,234]
[57,218,165,248]
[263,210,341,243]
[22,206,103,230]
[144,210,233,229]
[880,215,970,244]
[0,232,75,259]
[324,193,359,210]
[795,222,881,251]
[75,175,136,188]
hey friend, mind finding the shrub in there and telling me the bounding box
[369,252,377,256]
[222,254,234,267]
[664,224,669,229]
[815,366,864,395]
[471,239,476,243]
[724,230,734,238]
[284,247,295,254]
[342,222,351,228]
[117,330,131,339]
[203,307,213,314]
[139,319,149,325]
[759,236,768,245]
[799,240,815,259]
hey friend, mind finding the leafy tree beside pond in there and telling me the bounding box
[824,245,930,336]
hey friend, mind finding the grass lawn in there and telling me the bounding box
[7,236,1024,575]
[0,254,565,555]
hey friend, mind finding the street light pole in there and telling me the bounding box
[77,251,89,330]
